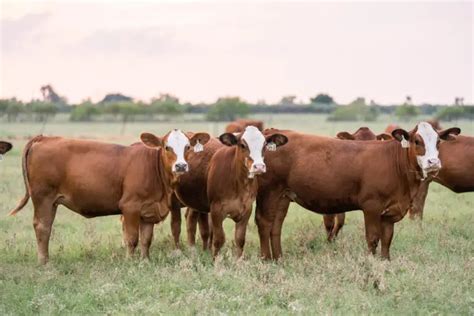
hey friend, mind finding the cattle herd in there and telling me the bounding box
[2,118,473,265]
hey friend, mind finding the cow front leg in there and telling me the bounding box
[139,221,154,260]
[170,200,181,249]
[234,211,251,259]
[32,197,57,265]
[185,208,199,247]
[210,208,226,259]
[198,212,210,251]
[122,212,140,258]
[380,219,394,260]
[270,200,290,260]
[323,214,335,241]
[363,211,381,255]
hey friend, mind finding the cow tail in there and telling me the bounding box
[8,136,40,216]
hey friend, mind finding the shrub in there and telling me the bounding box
[206,97,250,121]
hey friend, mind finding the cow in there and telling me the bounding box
[207,126,287,258]
[256,122,460,260]
[0,141,12,155]
[408,135,474,219]
[322,127,392,241]
[225,119,264,133]
[8,130,210,264]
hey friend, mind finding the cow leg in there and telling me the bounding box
[363,211,381,255]
[255,207,272,260]
[332,213,346,239]
[323,214,335,241]
[170,201,181,249]
[234,211,251,259]
[408,181,429,220]
[380,219,394,260]
[122,212,140,258]
[32,197,57,265]
[270,201,289,260]
[185,208,199,247]
[198,212,210,251]
[139,221,154,260]
[210,209,226,258]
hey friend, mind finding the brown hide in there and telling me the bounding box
[257,129,428,260]
[225,119,264,133]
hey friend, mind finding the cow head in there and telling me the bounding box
[0,141,12,155]
[337,127,392,141]
[219,126,288,178]
[391,122,460,179]
[140,129,210,175]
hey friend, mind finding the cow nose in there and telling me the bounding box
[175,163,188,173]
[428,158,440,167]
[252,163,266,174]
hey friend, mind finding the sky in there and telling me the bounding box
[1,0,472,105]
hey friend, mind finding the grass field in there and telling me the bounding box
[0,115,473,315]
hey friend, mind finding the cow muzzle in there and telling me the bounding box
[249,163,266,177]
[173,162,189,174]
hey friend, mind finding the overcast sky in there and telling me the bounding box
[1,1,472,104]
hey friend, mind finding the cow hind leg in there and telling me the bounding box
[139,222,154,260]
[198,212,210,251]
[32,196,57,265]
[185,208,199,247]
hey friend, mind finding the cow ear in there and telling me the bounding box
[140,133,163,148]
[219,133,238,146]
[391,129,410,142]
[190,133,210,147]
[336,132,354,140]
[266,134,288,147]
[0,141,12,154]
[439,127,461,141]
[376,133,392,141]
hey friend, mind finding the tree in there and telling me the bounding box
[395,104,420,121]
[206,97,250,121]
[150,93,185,120]
[279,95,297,106]
[327,97,379,122]
[70,101,101,121]
[310,93,334,104]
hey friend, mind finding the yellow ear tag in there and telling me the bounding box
[401,136,410,148]
[194,141,203,153]
[266,142,277,151]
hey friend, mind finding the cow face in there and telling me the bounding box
[0,141,12,155]
[140,130,210,175]
[392,122,460,179]
[219,126,288,178]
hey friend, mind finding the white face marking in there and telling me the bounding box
[166,129,190,172]
[241,126,266,175]
[416,122,441,178]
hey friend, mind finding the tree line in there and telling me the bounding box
[0,89,472,123]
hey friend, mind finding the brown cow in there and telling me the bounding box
[225,119,264,133]
[322,128,392,241]
[408,135,474,219]
[0,141,12,155]
[256,123,460,260]
[9,130,210,264]
[208,126,287,258]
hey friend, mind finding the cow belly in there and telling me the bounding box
[286,190,358,214]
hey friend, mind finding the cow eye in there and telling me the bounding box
[415,140,420,146]
[240,143,246,149]
[165,146,172,151]
[185,145,190,151]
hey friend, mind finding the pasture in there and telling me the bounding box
[0,114,473,315]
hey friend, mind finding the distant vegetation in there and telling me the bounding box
[0,86,472,123]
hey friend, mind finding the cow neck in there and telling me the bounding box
[391,141,423,203]
[232,147,255,192]
[153,148,174,202]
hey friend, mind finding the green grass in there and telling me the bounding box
[0,115,473,315]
